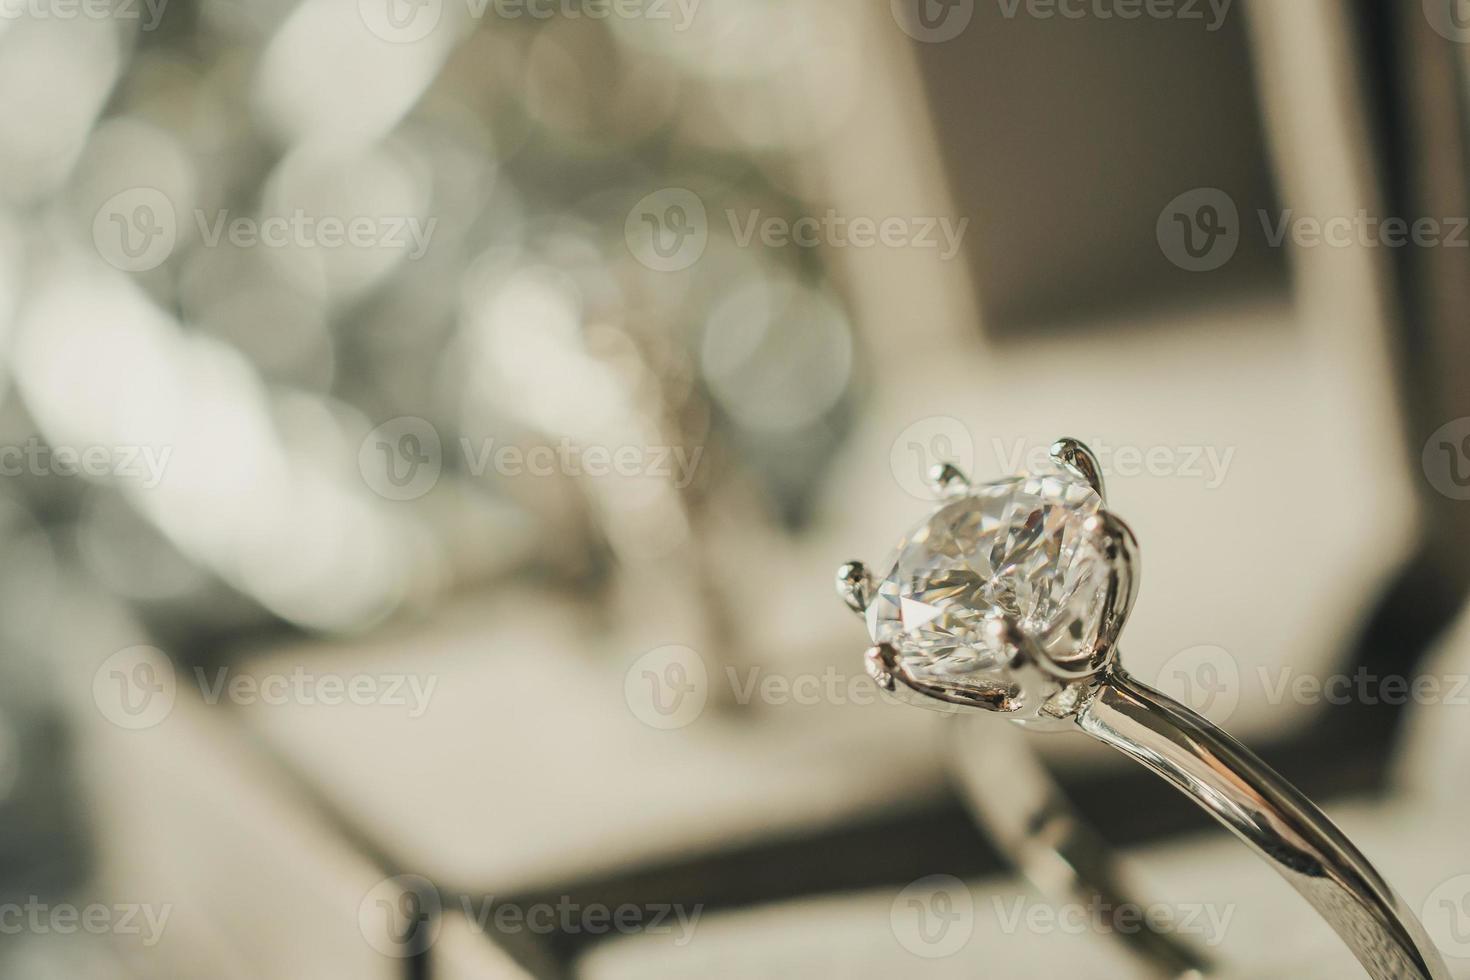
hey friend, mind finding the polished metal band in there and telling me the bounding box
[951,667,1449,980]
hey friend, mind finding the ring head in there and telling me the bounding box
[861,461,1122,715]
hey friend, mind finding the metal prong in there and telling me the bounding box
[835,561,873,614]
[865,643,1017,714]
[984,614,1097,685]
[864,644,900,693]
[1051,438,1106,502]
[927,462,970,499]
[1085,511,1140,662]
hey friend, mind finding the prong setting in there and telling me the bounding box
[1084,510,1139,663]
[864,644,896,692]
[835,561,873,615]
[927,462,971,499]
[1050,438,1106,502]
[844,437,1140,724]
[984,613,1097,684]
[866,644,1018,714]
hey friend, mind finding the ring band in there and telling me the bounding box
[951,666,1446,979]
[837,438,1448,978]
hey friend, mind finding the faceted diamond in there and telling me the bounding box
[866,467,1110,697]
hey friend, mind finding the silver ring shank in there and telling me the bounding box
[951,667,1449,979]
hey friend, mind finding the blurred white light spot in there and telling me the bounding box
[71,116,198,271]
[701,273,853,433]
[467,264,635,442]
[14,256,417,631]
[0,17,120,204]
[257,136,435,301]
[255,0,466,146]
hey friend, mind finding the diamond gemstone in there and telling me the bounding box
[865,467,1110,695]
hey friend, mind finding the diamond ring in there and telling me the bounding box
[836,438,1448,979]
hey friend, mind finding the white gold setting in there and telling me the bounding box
[835,438,1449,980]
[841,439,1132,726]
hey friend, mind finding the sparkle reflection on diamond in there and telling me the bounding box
[866,468,1110,696]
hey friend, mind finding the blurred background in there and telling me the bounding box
[2,0,1470,977]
